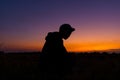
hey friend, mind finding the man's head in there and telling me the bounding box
[59,24,75,39]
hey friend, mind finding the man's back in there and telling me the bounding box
[42,32,67,57]
[41,32,67,77]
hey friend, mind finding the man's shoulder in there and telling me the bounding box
[47,32,59,37]
[45,32,61,40]
[48,31,59,35]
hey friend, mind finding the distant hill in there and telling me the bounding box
[95,49,120,54]
[81,49,120,54]
[107,49,120,53]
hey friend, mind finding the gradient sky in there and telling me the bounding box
[0,0,120,52]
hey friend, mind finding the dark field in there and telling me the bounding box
[1,52,120,80]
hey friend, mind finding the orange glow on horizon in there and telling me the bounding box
[4,41,43,52]
[3,39,120,52]
[65,41,120,52]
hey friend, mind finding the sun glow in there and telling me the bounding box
[65,41,120,52]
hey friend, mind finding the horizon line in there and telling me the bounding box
[1,48,120,53]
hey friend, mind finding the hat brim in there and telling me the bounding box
[71,28,75,32]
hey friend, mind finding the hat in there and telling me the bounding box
[59,24,75,32]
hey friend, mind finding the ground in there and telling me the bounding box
[2,52,120,80]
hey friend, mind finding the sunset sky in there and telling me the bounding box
[0,0,120,52]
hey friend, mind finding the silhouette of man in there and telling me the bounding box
[42,24,75,55]
[41,24,75,79]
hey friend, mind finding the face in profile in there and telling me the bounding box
[62,30,72,40]
[59,24,75,39]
